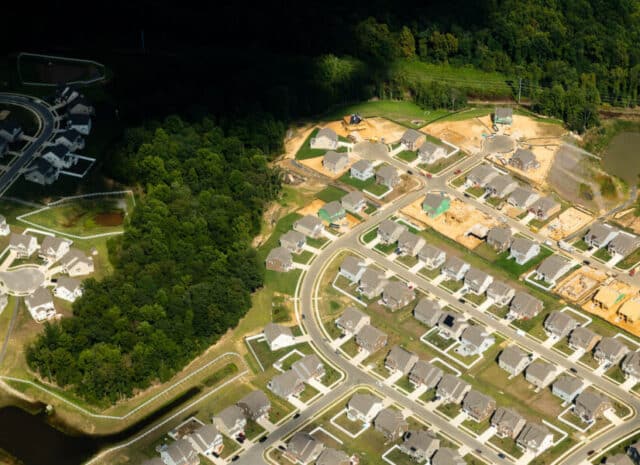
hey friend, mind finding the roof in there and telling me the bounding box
[544,311,578,334]
[431,447,465,465]
[517,423,552,448]
[606,454,634,465]
[359,267,385,290]
[510,292,543,318]
[264,323,293,343]
[587,222,618,243]
[569,326,599,350]
[526,360,555,382]
[487,227,512,245]
[619,299,640,321]
[487,280,514,298]
[487,174,516,192]
[356,324,386,347]
[376,164,398,180]
[401,129,424,143]
[423,192,449,211]
[575,390,610,417]
[419,244,445,261]
[623,351,640,375]
[609,233,640,253]
[464,267,491,287]
[460,326,491,348]
[386,346,418,370]
[266,247,292,264]
[287,432,323,462]
[495,107,513,119]
[468,165,497,184]
[512,148,536,165]
[68,114,91,125]
[57,129,83,141]
[323,150,348,165]
[316,128,338,141]
[383,281,413,303]
[280,230,305,245]
[594,286,624,308]
[342,190,365,207]
[530,196,559,214]
[295,215,322,231]
[595,337,628,358]
[398,231,423,250]
[25,287,53,308]
[348,393,382,415]
[351,159,373,172]
[414,299,442,321]
[378,219,406,238]
[215,405,245,429]
[44,144,69,158]
[438,312,466,333]
[410,360,443,384]
[269,370,302,396]
[336,306,367,331]
[340,256,364,277]
[60,248,92,267]
[509,186,537,206]
[56,276,81,293]
[402,429,439,453]
[320,201,344,217]
[510,237,537,256]
[443,256,468,274]
[291,354,323,380]
[316,448,350,465]
[374,407,407,432]
[491,407,525,432]
[10,233,35,249]
[163,438,196,465]
[41,235,69,252]
[189,424,220,450]
[499,346,528,369]
[537,254,570,278]
[462,390,495,414]
[437,374,469,398]
[419,141,442,155]
[29,158,57,176]
[238,390,270,412]
[553,375,583,394]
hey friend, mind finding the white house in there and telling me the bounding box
[42,144,77,170]
[9,233,38,258]
[263,323,296,351]
[347,394,384,424]
[187,424,224,457]
[418,142,448,164]
[67,114,92,135]
[55,129,84,151]
[350,159,375,181]
[60,248,95,277]
[39,236,72,262]
[54,277,83,302]
[0,120,22,143]
[25,287,56,322]
[24,159,60,186]
[0,215,10,236]
[509,238,540,265]
[310,128,338,150]
[67,97,95,116]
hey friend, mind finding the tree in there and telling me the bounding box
[398,26,416,58]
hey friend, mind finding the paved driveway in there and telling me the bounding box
[0,266,45,294]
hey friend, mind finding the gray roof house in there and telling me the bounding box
[9,232,38,257]
[409,360,443,389]
[569,327,600,352]
[418,244,446,269]
[293,215,324,238]
[336,307,370,335]
[376,165,400,188]
[292,354,325,381]
[574,390,612,423]
[355,324,388,353]
[509,148,540,171]
[339,255,366,283]
[509,292,544,320]
[378,219,407,245]
[350,159,374,181]
[280,230,306,254]
[310,128,338,150]
[437,312,468,339]
[467,165,498,187]
[491,407,526,439]
[374,408,408,440]
[414,299,443,327]
[385,346,419,374]
[382,281,415,311]
[486,281,515,307]
[507,186,539,209]
[341,190,366,213]
[525,360,557,388]
[319,201,346,223]
[397,231,426,257]
[285,432,325,465]
[322,151,349,173]
[608,233,640,257]
[25,287,55,322]
[160,438,199,465]
[544,311,579,339]
[442,256,470,281]
[431,447,465,465]
[59,248,94,277]
[266,247,294,272]
[529,196,560,220]
[316,448,351,465]
[464,267,493,295]
[509,237,540,265]
[594,337,630,365]
[436,374,471,404]
[498,346,530,376]
[237,390,271,420]
[358,268,386,299]
[267,370,304,399]
[622,351,640,379]
[486,174,518,198]
[585,223,619,249]
[535,254,571,284]
[213,405,246,437]
[39,236,71,261]
[458,326,495,356]
[495,107,513,124]
[400,129,426,151]
[418,141,448,164]
[347,393,384,423]
[187,423,223,456]
[517,423,554,455]
[487,227,512,252]
[462,390,496,422]
[552,375,584,403]
[400,430,440,462]
[263,323,295,350]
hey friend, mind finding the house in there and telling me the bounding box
[517,423,554,456]
[25,287,56,322]
[431,448,465,465]
[418,141,448,164]
[622,351,640,379]
[544,311,579,339]
[509,292,544,320]
[422,192,451,218]
[67,97,95,116]
[409,360,443,389]
[534,254,571,284]
[619,299,640,324]
[341,191,366,213]
[494,107,513,125]
[486,281,515,307]
[458,326,495,356]
[585,223,619,249]
[318,201,346,224]
[160,438,199,465]
[486,174,518,198]
[509,237,540,265]
[400,430,439,463]
[593,286,626,312]
[54,129,84,151]
[437,312,468,339]
[397,231,426,257]
[237,390,271,420]
[339,256,366,283]
[292,354,325,382]
[463,267,493,294]
[347,394,384,423]
[574,390,612,423]
[310,128,338,150]
[552,375,583,403]
[24,158,60,185]
[509,148,539,171]
[525,360,557,388]
[491,407,526,439]
[376,165,400,188]
[418,244,446,269]
[335,306,370,335]
[355,324,387,353]
[400,129,425,151]
[0,215,9,236]
[594,337,629,365]
[377,219,406,245]
[142,458,165,465]
[357,268,386,299]
[529,196,560,220]
[212,405,246,437]
[67,114,92,135]
[9,232,38,257]
[385,346,419,374]
[54,277,83,302]
[39,235,71,261]
[285,432,325,465]
[606,454,635,465]
[55,86,80,105]
[467,165,498,187]
[442,256,470,281]
[265,247,294,272]
[42,144,77,169]
[462,390,496,422]
[382,281,415,311]
[279,230,306,254]
[436,374,471,404]
[267,370,304,399]
[263,323,295,350]
[350,159,374,181]
[414,299,443,327]
[59,248,94,277]
[608,233,640,257]
[316,448,351,465]
[322,151,349,173]
[498,346,530,376]
[507,187,539,209]
[187,424,224,456]
[569,327,600,352]
[0,120,22,143]
[374,408,408,440]
[293,215,324,238]
[486,227,512,252]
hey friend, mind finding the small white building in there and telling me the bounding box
[39,236,72,262]
[9,233,38,258]
[25,287,56,322]
[67,114,92,135]
[0,215,10,236]
[54,277,83,302]
[310,128,339,150]
[263,323,296,351]
[60,249,95,277]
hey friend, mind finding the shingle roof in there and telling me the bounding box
[348,393,382,415]
[431,447,465,465]
[336,306,368,332]
[553,375,583,394]
[499,346,528,370]
[263,323,293,343]
[25,287,53,308]
[510,237,537,255]
[544,311,578,336]
[342,190,365,207]
[321,201,344,217]
[512,148,536,165]
[423,192,449,211]
[401,129,424,144]
[316,128,338,141]
[487,227,512,246]
[351,159,373,173]
[510,292,543,318]
[569,326,599,350]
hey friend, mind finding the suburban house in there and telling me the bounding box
[622,351,640,379]
[59,248,94,277]
[374,408,408,441]
[509,148,539,171]
[619,299,640,324]
[552,375,584,403]
[56,86,80,105]
[544,311,579,339]
[442,256,470,281]
[322,151,349,173]
[397,231,426,257]
[293,215,324,238]
[212,405,246,437]
[422,192,451,218]
[310,128,338,150]
[529,196,560,220]
[350,159,375,181]
[237,390,271,421]
[516,423,554,456]
[25,287,56,322]
[39,235,72,262]
[458,326,495,356]
[318,201,346,224]
[347,393,384,424]
[418,141,448,164]
[592,286,626,312]
[487,227,512,252]
[486,174,518,198]
[507,187,539,209]
[263,323,296,350]
[594,337,630,365]
[509,292,544,320]
[409,360,443,389]
[509,237,540,265]
[400,129,426,151]
[498,346,530,376]
[467,165,498,187]
[24,158,60,185]
[42,144,77,169]
[186,424,224,457]
[0,215,9,236]
[432,448,465,465]
[400,430,439,463]
[462,390,496,422]
[339,256,366,283]
[376,165,400,188]
[355,324,388,353]
[265,247,294,272]
[67,114,92,135]
[357,268,386,299]
[335,306,370,335]
[377,219,407,245]
[159,438,199,465]
[574,390,612,423]
[382,281,415,311]
[55,129,85,151]
[279,230,306,254]
[585,223,619,249]
[385,346,419,374]
[316,448,351,465]
[267,370,304,399]
[491,407,526,439]
[463,267,493,294]
[608,233,640,257]
[436,374,471,404]
[534,254,571,284]
[285,432,325,465]
[486,281,515,307]
[494,107,513,125]
[418,244,446,269]
[54,277,83,302]
[414,299,443,327]
[0,120,22,143]
[67,97,95,115]
[341,191,366,213]
[525,360,557,388]
[292,354,325,382]
[10,233,38,258]
[569,327,600,352]
[437,312,468,339]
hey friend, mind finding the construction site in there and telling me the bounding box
[322,115,408,144]
[583,279,640,338]
[539,207,594,241]
[555,266,608,303]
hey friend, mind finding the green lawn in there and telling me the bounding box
[244,420,266,440]
[295,128,325,160]
[451,175,466,187]
[316,186,348,203]
[424,331,455,350]
[617,247,640,269]
[397,255,419,267]
[441,279,464,293]
[420,151,466,174]
[321,100,438,128]
[462,418,491,435]
[463,292,486,306]
[572,239,590,251]
[489,435,523,458]
[605,365,626,384]
[465,186,486,198]
[375,241,398,255]
[364,183,391,197]
[362,229,377,244]
[493,247,553,279]
[397,150,418,162]
[339,172,376,191]
[395,375,416,393]
[293,250,313,264]
[299,384,319,403]
[385,447,417,465]
[486,196,503,207]
[593,248,613,262]
[437,402,461,419]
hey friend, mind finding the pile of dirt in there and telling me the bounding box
[94,212,124,227]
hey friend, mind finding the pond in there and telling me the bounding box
[603,132,640,183]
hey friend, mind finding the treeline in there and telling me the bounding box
[26,116,283,403]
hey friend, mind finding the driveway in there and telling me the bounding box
[0,266,45,294]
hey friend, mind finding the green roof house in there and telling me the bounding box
[494,107,513,125]
[318,201,346,224]
[422,193,450,218]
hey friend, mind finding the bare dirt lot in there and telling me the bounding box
[539,207,594,240]
[283,124,315,159]
[583,280,640,337]
[614,209,640,235]
[299,155,355,180]
[324,117,408,143]
[556,267,607,303]
[490,143,559,188]
[298,199,326,217]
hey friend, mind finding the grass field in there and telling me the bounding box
[420,151,466,174]
[397,150,417,162]
[322,100,445,128]
[316,186,348,203]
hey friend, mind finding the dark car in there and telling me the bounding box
[458,298,466,304]
[498,453,506,459]
[278,445,286,451]
[293,412,301,419]
[570,367,578,373]
[259,435,268,443]
[587,450,595,456]
[231,456,240,462]
[463,193,470,198]
[407,170,414,175]
[583,260,591,265]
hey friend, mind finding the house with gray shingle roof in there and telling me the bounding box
[310,128,338,150]
[280,230,306,254]
[552,375,583,403]
[400,129,426,151]
[237,390,271,420]
[491,407,526,439]
[594,337,629,366]
[25,287,56,322]
[397,231,426,257]
[436,374,471,404]
[59,248,94,277]
[341,190,366,213]
[376,165,400,188]
[213,405,246,437]
[350,159,374,181]
[529,196,560,220]
[414,299,443,327]
[467,165,498,187]
[544,311,579,339]
[160,438,199,465]
[374,408,408,440]
[486,174,517,198]
[464,267,493,295]
[494,107,513,124]
[525,360,557,388]
[9,232,38,258]
[263,323,295,350]
[418,244,446,269]
[418,141,447,163]
[574,390,612,423]
[487,227,512,252]
[486,281,515,307]
[622,351,640,379]
[442,256,470,281]
[266,247,294,272]
[509,237,540,265]
[318,201,346,223]
[498,346,530,376]
[39,236,71,261]
[292,354,325,381]
[400,429,439,462]
[355,325,387,353]
[508,292,543,320]
[462,390,496,422]
[322,151,349,173]
[507,186,539,209]
[432,447,465,465]
[409,360,443,389]
[187,423,223,456]
[377,219,406,245]
[437,312,468,339]
[608,233,640,257]
[347,393,384,423]
[585,223,619,249]
[336,307,370,335]
[629,441,640,464]
[517,423,554,455]
[54,276,83,302]
[0,215,9,236]
[382,281,415,311]
[385,346,419,374]
[422,192,451,218]
[267,370,304,399]
[569,327,600,352]
[509,148,539,171]
[458,326,495,356]
[316,448,350,465]
[293,215,324,238]
[358,268,386,299]
[285,432,325,465]
[339,255,366,283]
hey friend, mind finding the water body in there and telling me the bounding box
[603,132,640,183]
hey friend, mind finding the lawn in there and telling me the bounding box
[465,186,485,198]
[244,420,266,440]
[395,375,416,393]
[617,247,640,269]
[423,331,456,351]
[385,447,417,465]
[375,241,398,255]
[489,435,523,458]
[316,186,348,203]
[463,292,486,306]
[437,402,461,419]
[593,248,613,262]
[362,229,377,244]
[295,128,325,160]
[418,266,442,280]
[364,183,391,197]
[332,412,365,435]
[451,175,466,187]
[493,247,553,279]
[461,418,491,435]
[321,99,438,128]
[605,365,626,384]
[420,151,466,175]
[299,384,319,403]
[397,150,418,163]
[339,172,376,191]
[441,279,464,293]
[572,239,590,251]
[397,255,419,268]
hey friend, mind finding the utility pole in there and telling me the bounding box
[518,78,523,104]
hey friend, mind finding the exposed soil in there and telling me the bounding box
[93,212,124,227]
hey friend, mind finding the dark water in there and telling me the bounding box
[0,386,201,465]
[603,132,640,183]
